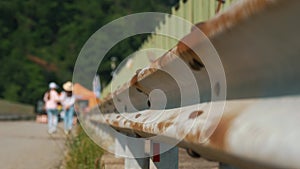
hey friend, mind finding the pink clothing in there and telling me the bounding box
[43,90,59,109]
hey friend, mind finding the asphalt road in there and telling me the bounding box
[0,121,66,169]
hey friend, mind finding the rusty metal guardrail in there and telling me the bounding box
[80,0,300,168]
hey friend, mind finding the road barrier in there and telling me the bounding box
[81,0,300,168]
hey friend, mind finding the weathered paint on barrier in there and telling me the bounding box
[84,0,300,168]
[88,96,300,168]
[100,0,300,110]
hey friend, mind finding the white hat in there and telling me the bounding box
[63,81,73,92]
[49,82,57,89]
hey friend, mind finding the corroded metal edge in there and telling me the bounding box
[88,0,300,168]
[100,0,283,104]
[88,96,300,169]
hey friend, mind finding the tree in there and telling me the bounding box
[0,0,178,104]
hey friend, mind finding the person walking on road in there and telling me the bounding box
[61,81,76,134]
[43,82,59,134]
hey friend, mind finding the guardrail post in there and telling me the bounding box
[115,133,127,158]
[115,133,149,169]
[150,141,178,169]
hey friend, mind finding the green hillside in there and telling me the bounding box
[0,99,34,115]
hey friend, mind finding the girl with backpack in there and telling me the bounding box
[43,82,59,134]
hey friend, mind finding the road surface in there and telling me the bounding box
[0,121,66,169]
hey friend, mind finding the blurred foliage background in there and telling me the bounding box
[0,0,178,104]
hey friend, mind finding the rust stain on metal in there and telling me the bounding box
[137,67,158,81]
[130,122,144,131]
[157,121,174,131]
[184,131,201,143]
[177,40,205,71]
[130,69,142,86]
[135,114,141,119]
[152,48,179,69]
[123,120,129,125]
[189,110,204,119]
[156,114,178,131]
[209,113,237,149]
[129,68,156,96]
[144,126,153,133]
[157,122,164,131]
[164,122,173,129]
[112,121,119,127]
